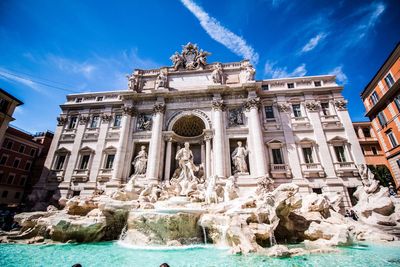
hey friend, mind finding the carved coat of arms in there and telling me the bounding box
[170,42,211,71]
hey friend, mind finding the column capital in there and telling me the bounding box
[57,116,68,126]
[305,101,320,112]
[153,103,166,114]
[122,106,137,116]
[211,99,225,111]
[79,115,90,125]
[244,97,261,111]
[334,99,347,111]
[101,113,113,122]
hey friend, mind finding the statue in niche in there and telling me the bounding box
[241,62,256,82]
[155,71,167,89]
[228,109,244,126]
[137,114,152,131]
[174,142,199,195]
[132,146,148,175]
[231,141,249,174]
[211,63,224,84]
[127,74,137,91]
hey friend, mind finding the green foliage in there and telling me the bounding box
[367,165,394,187]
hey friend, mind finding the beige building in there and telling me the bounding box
[33,43,365,209]
[0,88,23,147]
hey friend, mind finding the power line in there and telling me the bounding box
[0,71,80,93]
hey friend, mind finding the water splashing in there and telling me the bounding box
[269,230,277,247]
[119,224,128,241]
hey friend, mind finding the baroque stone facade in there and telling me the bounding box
[34,43,366,209]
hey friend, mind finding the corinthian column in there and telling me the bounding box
[111,106,136,183]
[146,102,166,182]
[244,97,268,177]
[212,99,226,178]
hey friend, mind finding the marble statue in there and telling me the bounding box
[231,141,249,174]
[155,71,167,89]
[132,146,148,175]
[357,164,379,194]
[244,64,256,82]
[137,114,152,131]
[170,52,184,70]
[195,49,210,69]
[205,175,218,204]
[211,63,224,84]
[228,109,244,126]
[127,74,137,91]
[174,142,200,195]
[224,176,239,201]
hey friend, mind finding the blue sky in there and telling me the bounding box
[0,0,399,133]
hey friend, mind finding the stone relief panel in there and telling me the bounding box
[228,108,244,127]
[137,114,152,131]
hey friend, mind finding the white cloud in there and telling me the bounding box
[46,55,96,79]
[0,68,45,94]
[264,61,307,78]
[329,66,348,84]
[301,33,327,53]
[181,0,259,64]
[352,2,385,42]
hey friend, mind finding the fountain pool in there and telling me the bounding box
[0,242,399,267]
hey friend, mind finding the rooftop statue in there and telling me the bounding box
[170,42,211,71]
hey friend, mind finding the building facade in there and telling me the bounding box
[34,43,365,209]
[0,127,53,205]
[0,88,23,147]
[361,43,400,188]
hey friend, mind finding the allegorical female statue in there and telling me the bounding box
[132,146,148,175]
[231,141,249,174]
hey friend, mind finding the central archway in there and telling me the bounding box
[172,115,205,137]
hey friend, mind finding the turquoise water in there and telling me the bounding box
[0,242,400,267]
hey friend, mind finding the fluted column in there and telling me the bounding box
[111,106,135,183]
[212,99,226,178]
[163,136,173,181]
[244,97,268,177]
[205,134,212,178]
[146,102,166,181]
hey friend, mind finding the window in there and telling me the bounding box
[113,114,122,127]
[19,145,25,153]
[377,112,387,127]
[6,141,13,150]
[1,191,8,198]
[19,177,26,186]
[13,159,20,168]
[96,96,103,101]
[371,146,378,155]
[0,155,8,165]
[320,102,330,116]
[287,83,295,88]
[384,73,395,88]
[387,130,398,148]
[265,106,275,119]
[334,146,347,162]
[55,155,66,170]
[262,84,269,90]
[370,91,379,105]
[312,188,322,194]
[397,159,400,169]
[14,192,21,199]
[68,116,78,129]
[272,149,284,164]
[394,95,400,112]
[90,115,100,128]
[314,81,321,87]
[292,104,302,117]
[0,98,10,113]
[7,174,15,185]
[362,127,371,138]
[361,146,365,155]
[76,98,82,103]
[104,154,115,169]
[25,161,32,171]
[302,147,314,164]
[79,155,90,169]
[30,149,36,157]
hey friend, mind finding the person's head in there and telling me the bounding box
[141,145,146,150]
[72,264,82,267]
[184,142,190,149]
[160,264,170,267]
[237,141,242,147]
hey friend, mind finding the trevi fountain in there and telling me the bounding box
[0,43,399,266]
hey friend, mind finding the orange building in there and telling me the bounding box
[361,43,400,189]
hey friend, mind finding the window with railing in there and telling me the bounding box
[272,149,284,164]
